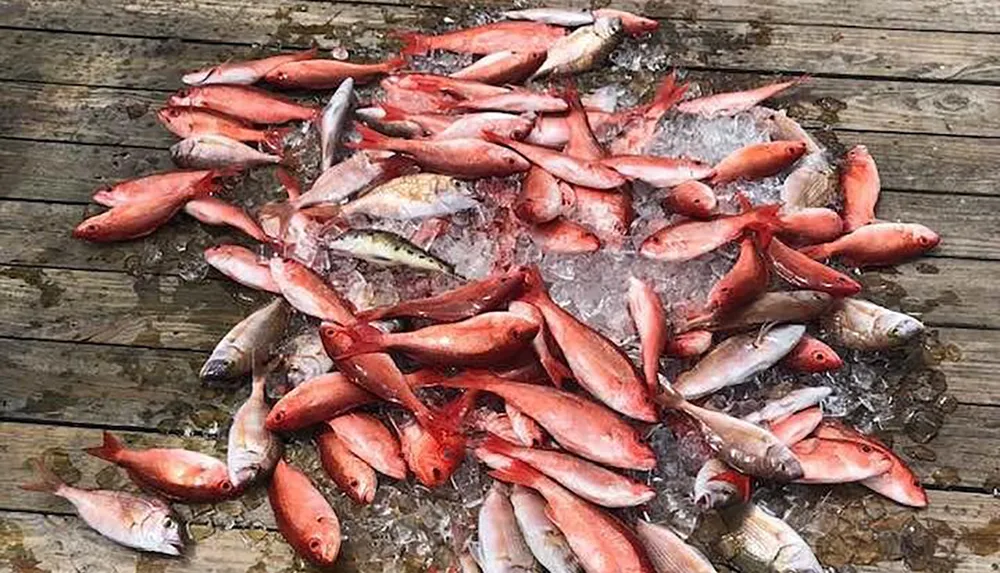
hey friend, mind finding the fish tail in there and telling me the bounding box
[395,31,430,56]
[329,322,387,360]
[84,431,125,462]
[275,166,302,201]
[20,459,65,494]
[488,458,546,490]
[539,354,572,389]
[745,203,783,240]
[348,122,392,151]
[797,243,830,261]
[649,70,688,116]
[655,382,686,410]
[381,54,408,74]
[91,188,116,207]
[478,432,520,456]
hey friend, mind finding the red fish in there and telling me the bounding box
[371,105,456,136]
[561,82,606,160]
[701,235,769,320]
[483,132,625,189]
[203,244,280,293]
[507,300,574,388]
[296,150,414,209]
[525,110,618,148]
[640,204,781,262]
[380,78,457,114]
[777,207,844,244]
[449,92,568,114]
[504,403,547,448]
[396,73,510,100]
[626,277,669,392]
[813,421,928,507]
[840,145,881,232]
[514,166,569,223]
[167,85,317,124]
[268,258,356,323]
[467,409,526,446]
[791,437,893,484]
[324,413,406,480]
[488,457,656,573]
[529,218,601,253]
[521,267,656,422]
[264,56,405,89]
[665,329,713,358]
[781,335,843,373]
[567,185,635,245]
[431,111,536,141]
[601,155,714,188]
[91,169,219,207]
[663,180,718,219]
[183,197,267,242]
[315,427,377,504]
[156,107,285,145]
[182,47,318,85]
[450,51,547,84]
[677,78,804,117]
[610,72,688,155]
[398,391,474,487]
[765,237,861,296]
[328,312,538,367]
[479,434,655,508]
[268,460,342,567]
[266,372,377,432]
[74,171,219,242]
[798,222,940,267]
[592,8,659,36]
[398,21,566,56]
[358,268,526,323]
[767,407,824,445]
[84,432,236,503]
[710,141,808,185]
[349,123,530,178]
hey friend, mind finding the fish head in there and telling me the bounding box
[265,403,293,432]
[181,66,220,86]
[765,443,804,481]
[876,312,924,346]
[168,139,195,163]
[401,420,465,488]
[695,478,742,510]
[199,356,238,382]
[305,520,342,566]
[72,219,106,241]
[909,224,941,251]
[167,88,198,108]
[143,508,185,556]
[849,441,894,475]
[772,542,823,573]
[844,145,870,165]
[155,106,184,129]
[594,16,624,39]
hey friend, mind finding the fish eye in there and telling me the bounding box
[309,538,323,552]
[814,352,826,361]
[860,444,872,453]
[163,517,175,529]
[273,410,286,421]
[220,480,233,492]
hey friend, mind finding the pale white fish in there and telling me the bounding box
[822,298,924,350]
[479,482,537,573]
[341,173,478,220]
[509,485,582,573]
[200,298,289,381]
[170,134,281,168]
[717,503,823,573]
[743,386,833,424]
[502,8,594,27]
[320,78,355,171]
[531,17,624,78]
[227,362,283,487]
[635,519,718,573]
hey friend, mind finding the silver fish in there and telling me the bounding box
[21,460,184,555]
[674,325,806,399]
[635,519,718,573]
[822,298,925,350]
[531,17,624,78]
[295,150,407,208]
[320,78,355,172]
[694,458,744,511]
[709,291,833,332]
[227,363,283,488]
[780,153,835,210]
[717,504,822,573]
[354,106,425,138]
[281,329,334,387]
[170,134,281,168]
[743,387,833,424]
[326,229,456,275]
[750,106,823,155]
[200,298,289,381]
[503,8,594,27]
[341,173,478,220]
[509,485,581,573]
[479,482,537,573]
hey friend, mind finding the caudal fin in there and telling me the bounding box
[487,458,546,490]
[347,122,393,151]
[275,166,301,201]
[378,104,411,122]
[84,431,125,462]
[327,323,387,360]
[478,432,521,457]
[649,71,688,117]
[20,459,65,493]
[395,32,430,56]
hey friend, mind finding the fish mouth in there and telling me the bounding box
[199,359,235,381]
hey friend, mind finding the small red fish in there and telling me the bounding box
[568,185,635,246]
[514,166,569,223]
[781,335,843,373]
[398,21,566,56]
[329,312,538,367]
[700,235,769,320]
[592,8,659,36]
[710,141,808,185]
[525,110,618,148]
[324,413,406,480]
[765,237,861,296]
[507,300,574,388]
[767,407,824,445]
[529,218,601,253]
[450,51,547,84]
[315,427,377,504]
[840,145,881,232]
[269,258,356,324]
[91,169,219,207]
[610,72,688,155]
[266,372,377,432]
[678,78,804,117]
[156,107,286,146]
[349,123,530,179]
[182,47,319,85]
[561,82,606,160]
[264,56,405,89]
[397,73,510,100]
[203,244,279,293]
[183,197,267,242]
[798,222,940,267]
[483,132,625,189]
[448,92,569,114]
[521,267,656,422]
[84,432,236,503]
[380,78,457,114]
[640,204,781,262]
[399,391,474,487]
[601,155,714,188]
[167,85,317,124]
[663,180,718,219]
[791,437,893,484]
[268,460,342,567]
[626,276,669,392]
[778,207,844,244]
[665,329,713,358]
[432,111,536,141]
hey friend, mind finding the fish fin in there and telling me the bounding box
[648,71,688,116]
[84,431,125,462]
[744,203,783,240]
[262,126,294,154]
[91,188,116,207]
[395,31,430,56]
[478,432,520,457]
[275,166,302,201]
[655,381,686,410]
[348,122,392,151]
[538,352,572,389]
[487,458,546,489]
[754,321,778,346]
[328,322,387,360]
[378,104,411,122]
[381,55,407,73]
[796,243,829,261]
[20,459,64,493]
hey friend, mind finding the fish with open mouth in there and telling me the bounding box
[200,298,289,381]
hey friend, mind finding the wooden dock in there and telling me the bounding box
[0,0,998,571]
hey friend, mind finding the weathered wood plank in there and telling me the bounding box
[934,328,1000,407]
[0,511,296,573]
[900,404,1000,492]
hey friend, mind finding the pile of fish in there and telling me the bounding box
[38,6,947,572]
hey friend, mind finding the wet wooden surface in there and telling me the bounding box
[0,0,998,571]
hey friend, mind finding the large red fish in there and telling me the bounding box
[626,276,669,392]
[315,428,377,504]
[167,85,318,124]
[521,267,656,421]
[156,107,285,145]
[269,258,356,324]
[183,197,268,242]
[791,437,893,484]
[450,51,547,84]
[264,56,405,89]
[840,145,881,232]
[268,460,342,567]
[640,204,781,262]
[601,155,714,188]
[765,237,861,296]
[84,432,236,503]
[91,169,219,207]
[777,207,844,244]
[398,21,566,55]
[266,372,377,432]
[798,222,940,266]
[710,141,808,185]
[182,47,318,85]
[484,132,625,189]
[326,413,407,480]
